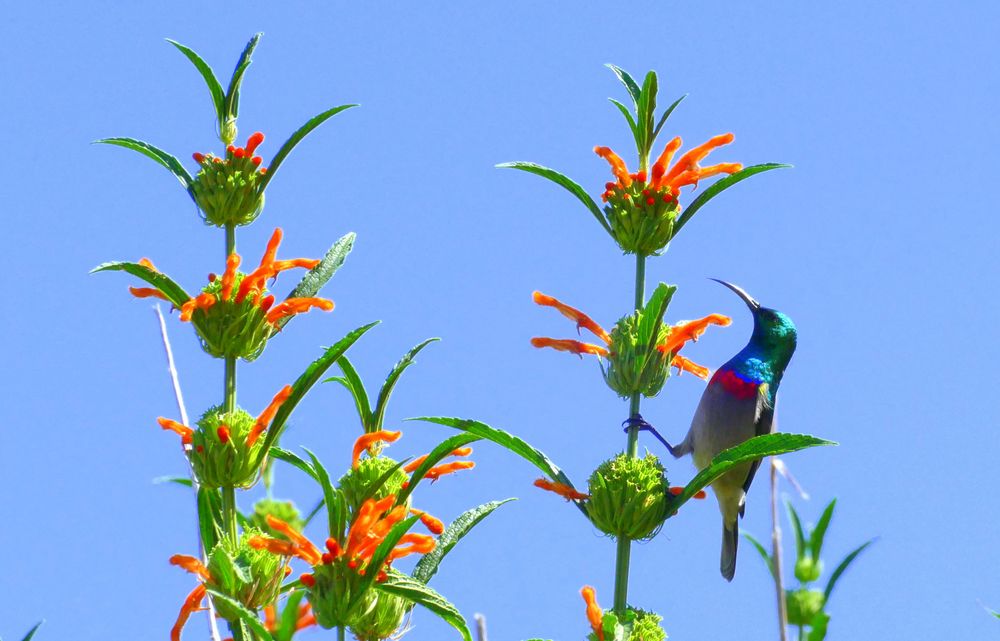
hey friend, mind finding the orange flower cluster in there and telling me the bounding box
[193,131,269,174]
[263,602,316,634]
[530,291,729,379]
[596,133,742,204]
[354,430,477,484]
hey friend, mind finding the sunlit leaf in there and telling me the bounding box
[413,498,515,584]
[372,338,439,431]
[258,104,359,192]
[673,163,791,236]
[824,539,875,601]
[496,162,612,235]
[206,588,273,641]
[605,64,641,106]
[325,355,372,428]
[375,569,472,641]
[283,232,355,310]
[224,32,262,122]
[17,621,44,641]
[90,260,191,306]
[742,531,776,579]
[396,433,480,505]
[93,137,194,193]
[166,39,225,124]
[786,501,807,561]
[810,499,837,559]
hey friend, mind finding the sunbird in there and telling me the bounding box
[631,280,797,581]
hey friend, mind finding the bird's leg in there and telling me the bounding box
[623,414,680,457]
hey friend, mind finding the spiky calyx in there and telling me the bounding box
[206,527,286,621]
[252,499,304,539]
[586,452,669,540]
[191,406,266,489]
[349,590,408,641]
[338,456,410,512]
[191,132,267,227]
[785,588,826,627]
[603,314,672,399]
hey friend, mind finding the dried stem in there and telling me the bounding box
[475,613,488,641]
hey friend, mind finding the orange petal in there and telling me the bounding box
[129,286,168,301]
[534,478,589,501]
[158,417,193,444]
[171,584,207,641]
[387,533,437,561]
[264,297,335,325]
[662,133,736,188]
[424,460,475,481]
[532,292,610,344]
[594,146,632,188]
[403,454,429,473]
[220,253,241,301]
[410,508,445,535]
[650,136,683,188]
[169,554,211,581]
[669,486,707,499]
[531,337,609,357]
[658,314,732,355]
[352,430,402,469]
[264,515,322,565]
[272,258,321,273]
[138,257,159,272]
[581,586,604,641]
[179,293,217,322]
[248,385,293,447]
[671,355,710,380]
[259,228,283,269]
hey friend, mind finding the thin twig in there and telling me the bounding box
[155,305,223,641]
[474,614,488,641]
[770,459,789,641]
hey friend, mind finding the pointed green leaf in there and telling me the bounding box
[153,475,193,488]
[742,531,776,579]
[605,64,641,105]
[284,232,355,302]
[91,260,191,307]
[807,612,830,641]
[810,499,837,559]
[375,569,473,641]
[372,339,439,431]
[325,354,373,429]
[786,501,807,561]
[673,163,791,236]
[636,282,676,351]
[824,539,875,601]
[269,447,318,482]
[652,94,686,141]
[224,32,262,122]
[669,433,836,515]
[303,449,339,537]
[635,71,657,153]
[259,321,379,453]
[397,433,480,505]
[18,621,43,641]
[206,588,273,641]
[166,39,225,124]
[608,98,637,138]
[94,137,194,192]
[275,590,307,641]
[413,498,515,584]
[197,486,223,553]
[303,497,324,526]
[258,104,359,193]
[496,162,611,235]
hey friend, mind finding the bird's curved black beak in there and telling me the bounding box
[710,278,761,311]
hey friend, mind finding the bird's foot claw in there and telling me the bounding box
[622,415,677,455]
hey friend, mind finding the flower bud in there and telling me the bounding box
[602,182,679,256]
[206,527,286,622]
[349,590,408,641]
[307,562,358,629]
[191,406,266,489]
[785,588,826,626]
[586,452,669,540]
[252,499,304,539]
[603,312,672,398]
[191,133,267,227]
[338,456,410,512]
[794,556,823,583]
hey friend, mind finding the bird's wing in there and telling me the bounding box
[739,384,776,509]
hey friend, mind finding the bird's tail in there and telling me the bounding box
[721,521,739,582]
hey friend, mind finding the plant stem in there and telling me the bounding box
[771,460,790,641]
[337,627,346,641]
[222,486,238,542]
[614,253,647,613]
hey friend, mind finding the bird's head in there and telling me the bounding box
[711,279,797,357]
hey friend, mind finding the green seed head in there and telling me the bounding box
[785,588,826,626]
[339,456,410,512]
[603,313,672,399]
[191,406,266,489]
[205,527,286,621]
[586,452,669,540]
[349,590,408,641]
[191,134,267,227]
[602,180,679,257]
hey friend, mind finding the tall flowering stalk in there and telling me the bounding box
[95,34,505,641]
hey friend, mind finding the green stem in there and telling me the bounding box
[338,627,346,641]
[614,253,647,613]
[222,486,238,543]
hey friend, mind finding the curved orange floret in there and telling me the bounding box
[451,446,473,457]
[247,384,293,447]
[404,445,472,473]
[671,355,710,380]
[531,337,610,357]
[171,584,207,641]
[533,292,611,344]
[410,508,445,535]
[265,515,323,563]
[179,292,217,322]
[650,136,684,186]
[158,417,194,445]
[138,257,159,272]
[669,486,707,499]
[264,297,335,326]
[581,585,604,641]
[248,536,300,559]
[656,133,741,193]
[169,554,212,580]
[387,533,437,561]
[352,430,403,469]
[594,146,632,188]
[129,286,168,300]
[220,253,241,301]
[534,478,590,501]
[658,314,732,355]
[245,131,265,156]
[425,460,475,481]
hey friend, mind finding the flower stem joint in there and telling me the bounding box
[191,132,268,227]
[586,452,669,541]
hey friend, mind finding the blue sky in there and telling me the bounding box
[2,2,998,640]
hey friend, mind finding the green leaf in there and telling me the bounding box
[413,499,515,584]
[350,517,420,610]
[270,447,319,482]
[224,32,262,122]
[810,499,837,559]
[375,569,473,641]
[496,162,612,235]
[786,501,807,561]
[605,64,641,106]
[635,71,657,153]
[652,93,686,142]
[356,458,412,508]
[673,163,791,236]
[807,612,830,641]
[259,321,379,453]
[93,137,194,192]
[275,590,307,641]
[608,98,637,137]
[197,486,223,556]
[742,531,776,579]
[325,354,373,429]
[636,282,676,351]
[824,539,874,601]
[17,621,43,641]
[90,260,192,306]
[397,433,481,505]
[257,105,360,193]
[669,433,836,514]
[166,39,225,124]
[206,588,274,641]
[303,449,340,544]
[284,232,356,303]
[153,475,193,488]
[303,497,325,526]
[372,339,439,431]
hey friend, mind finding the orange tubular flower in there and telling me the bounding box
[424,460,475,482]
[657,314,732,355]
[669,486,707,499]
[158,418,194,446]
[169,555,213,641]
[671,355,710,380]
[264,602,316,634]
[246,384,293,447]
[531,291,612,359]
[403,444,474,474]
[410,508,445,535]
[534,478,590,501]
[581,585,605,641]
[353,430,402,469]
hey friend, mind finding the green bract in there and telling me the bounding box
[206,526,285,622]
[589,607,667,641]
[602,181,679,256]
[586,452,669,540]
[192,406,267,489]
[350,590,409,641]
[786,588,826,627]
[251,498,304,538]
[604,312,672,398]
[191,142,267,227]
[190,273,276,361]
[339,456,410,512]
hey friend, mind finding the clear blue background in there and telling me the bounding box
[2,2,997,640]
